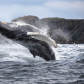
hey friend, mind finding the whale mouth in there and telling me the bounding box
[27,32,57,48]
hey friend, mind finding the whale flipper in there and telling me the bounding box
[27,32,57,48]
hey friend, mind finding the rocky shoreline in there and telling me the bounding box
[0,15,84,44]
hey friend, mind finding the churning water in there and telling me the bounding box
[0,44,84,84]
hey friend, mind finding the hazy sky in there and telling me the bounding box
[0,0,84,22]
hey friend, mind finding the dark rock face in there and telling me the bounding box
[1,15,84,44]
[71,21,84,43]
[12,15,40,28]
[40,18,83,43]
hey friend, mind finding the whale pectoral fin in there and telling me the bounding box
[27,32,57,48]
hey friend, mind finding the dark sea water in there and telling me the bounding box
[0,44,84,84]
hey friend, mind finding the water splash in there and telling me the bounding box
[8,21,43,33]
[0,44,45,62]
[40,25,49,35]
[1,44,83,62]
[8,21,51,36]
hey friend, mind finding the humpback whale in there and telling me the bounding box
[0,22,57,61]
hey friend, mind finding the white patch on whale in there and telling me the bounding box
[27,32,57,48]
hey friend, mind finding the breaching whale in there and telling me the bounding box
[0,21,57,61]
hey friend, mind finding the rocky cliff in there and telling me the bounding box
[12,15,40,28]
[12,15,84,44]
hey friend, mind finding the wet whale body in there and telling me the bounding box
[0,22,57,61]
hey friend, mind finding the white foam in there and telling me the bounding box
[0,44,84,62]
[52,47,61,60]
[0,44,45,62]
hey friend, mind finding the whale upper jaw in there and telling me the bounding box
[27,32,57,48]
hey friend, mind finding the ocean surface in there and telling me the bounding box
[0,44,84,84]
